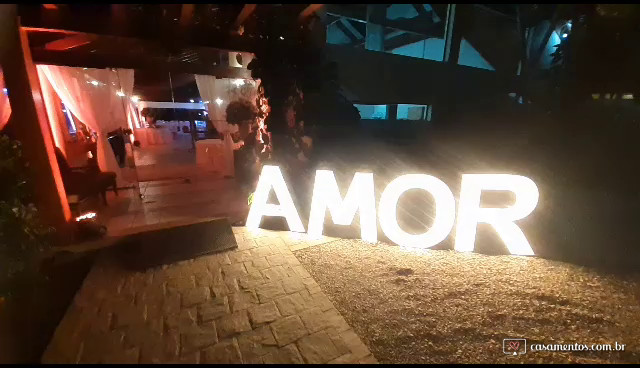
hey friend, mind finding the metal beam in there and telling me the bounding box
[44,33,96,51]
[234,4,256,28]
[384,32,432,51]
[30,48,252,79]
[334,19,360,44]
[299,4,324,21]
[339,18,363,40]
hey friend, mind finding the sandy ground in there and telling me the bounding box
[294,239,640,364]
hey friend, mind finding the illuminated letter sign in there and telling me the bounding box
[246,165,305,232]
[247,166,539,255]
[454,174,539,256]
[308,170,377,243]
[379,174,456,249]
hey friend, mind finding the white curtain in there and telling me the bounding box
[116,68,139,136]
[0,69,11,131]
[37,65,134,187]
[195,74,238,177]
[37,69,67,157]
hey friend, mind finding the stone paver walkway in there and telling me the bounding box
[42,227,376,364]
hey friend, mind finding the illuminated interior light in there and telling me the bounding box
[2,88,7,94]
[75,212,97,222]
[90,80,99,86]
[454,174,539,256]
[131,95,140,103]
[232,79,245,87]
[63,106,77,132]
[379,174,456,249]
[308,170,377,243]
[246,165,305,233]
[562,33,568,38]
[622,93,634,100]
[204,100,210,104]
[215,98,223,106]
[116,90,125,97]
[190,99,195,103]
[279,36,284,40]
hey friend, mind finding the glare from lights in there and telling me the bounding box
[307,170,377,243]
[203,111,208,115]
[622,93,634,100]
[246,165,305,233]
[215,98,223,106]
[75,212,97,222]
[379,174,456,249]
[90,80,99,86]
[190,99,195,103]
[2,88,7,94]
[232,79,245,87]
[562,33,568,38]
[116,90,125,97]
[279,36,284,40]
[454,174,539,256]
[204,100,210,104]
[131,95,140,103]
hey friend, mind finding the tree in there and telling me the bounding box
[248,13,359,137]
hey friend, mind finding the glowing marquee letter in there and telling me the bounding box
[378,174,456,248]
[454,174,539,256]
[308,170,377,242]
[246,165,305,233]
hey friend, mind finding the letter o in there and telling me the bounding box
[378,174,456,248]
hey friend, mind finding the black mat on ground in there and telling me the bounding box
[113,218,237,271]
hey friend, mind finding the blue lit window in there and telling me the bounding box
[354,104,388,120]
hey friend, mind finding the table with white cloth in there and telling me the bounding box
[137,128,173,146]
[195,139,226,173]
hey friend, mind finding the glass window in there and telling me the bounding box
[397,104,428,120]
[354,104,388,119]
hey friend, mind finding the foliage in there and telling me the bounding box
[225,99,257,126]
[0,135,53,300]
[248,14,359,134]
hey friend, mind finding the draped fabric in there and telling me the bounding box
[0,69,11,131]
[115,68,139,138]
[37,65,134,186]
[37,68,67,157]
[195,75,238,177]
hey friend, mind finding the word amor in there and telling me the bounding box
[246,165,539,255]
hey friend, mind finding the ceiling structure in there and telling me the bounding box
[19,4,325,102]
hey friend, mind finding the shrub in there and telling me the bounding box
[0,135,52,301]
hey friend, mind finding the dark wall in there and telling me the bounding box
[326,44,518,107]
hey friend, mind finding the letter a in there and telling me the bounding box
[246,165,305,233]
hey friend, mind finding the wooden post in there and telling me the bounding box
[0,5,72,243]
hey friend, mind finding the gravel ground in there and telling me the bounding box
[295,239,640,364]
